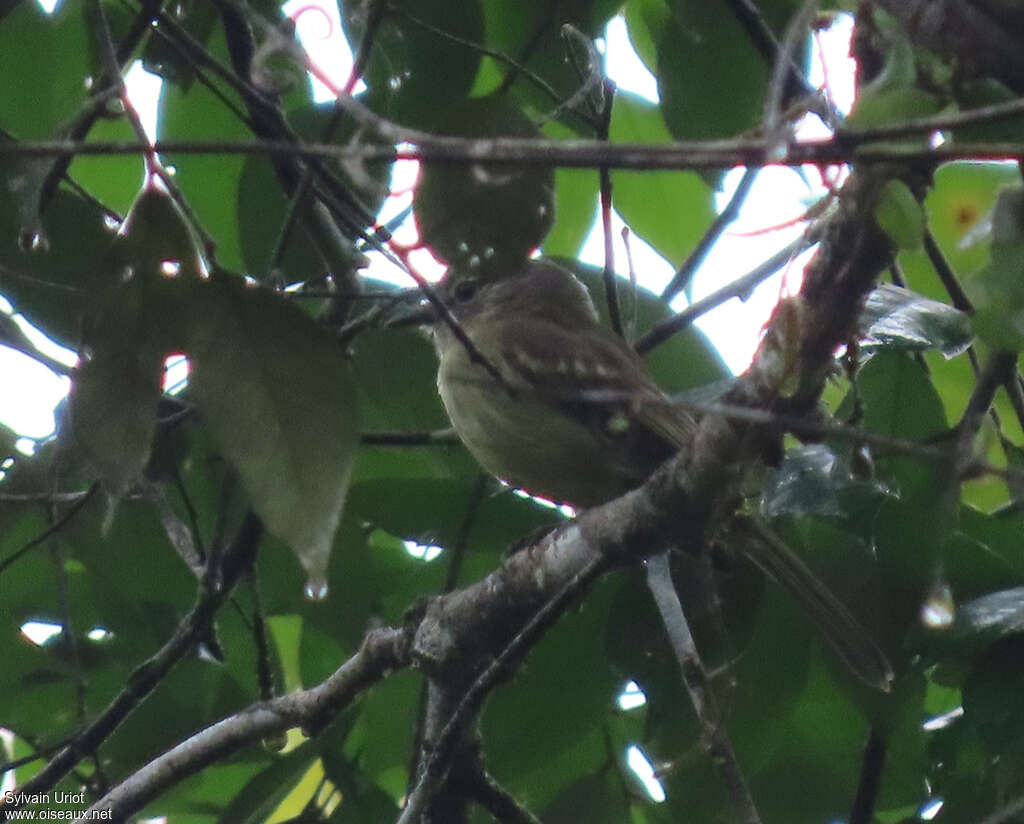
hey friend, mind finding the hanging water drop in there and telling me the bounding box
[304,576,329,601]
[20,230,49,254]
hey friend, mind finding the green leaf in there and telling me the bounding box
[608,93,714,265]
[953,588,1024,646]
[340,0,484,128]
[762,443,896,520]
[69,343,164,501]
[0,184,116,348]
[541,771,631,824]
[66,115,144,217]
[413,95,554,275]
[158,35,251,272]
[962,638,1024,755]
[483,577,621,804]
[320,749,400,821]
[561,259,731,391]
[141,2,219,88]
[185,273,360,595]
[0,2,92,139]
[656,0,783,139]
[964,186,1024,350]
[215,745,318,824]
[950,79,1024,143]
[874,179,925,251]
[845,36,942,130]
[541,120,598,259]
[66,181,210,503]
[859,284,972,356]
[897,163,1022,304]
[349,323,478,482]
[857,351,948,440]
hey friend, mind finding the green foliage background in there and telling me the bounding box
[1,1,1024,822]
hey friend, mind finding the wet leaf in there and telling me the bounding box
[186,273,360,595]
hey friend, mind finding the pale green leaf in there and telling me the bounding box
[186,274,360,595]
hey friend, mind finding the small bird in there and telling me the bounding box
[424,259,892,691]
[432,260,694,507]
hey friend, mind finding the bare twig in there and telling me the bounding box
[645,552,761,824]
[661,166,760,302]
[763,0,821,149]
[849,728,887,824]
[467,768,543,824]
[638,228,819,354]
[923,229,972,312]
[0,483,100,577]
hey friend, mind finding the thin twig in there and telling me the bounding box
[596,79,622,336]
[662,166,760,301]
[848,728,886,824]
[763,0,821,149]
[249,564,276,701]
[638,229,819,354]
[923,229,972,312]
[645,552,761,824]
[725,0,830,123]
[467,768,543,824]
[0,483,100,577]
[0,515,263,811]
[269,0,387,276]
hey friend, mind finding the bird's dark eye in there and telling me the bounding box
[452,279,480,303]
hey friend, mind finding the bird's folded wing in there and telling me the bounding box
[497,319,696,450]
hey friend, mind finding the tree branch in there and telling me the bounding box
[74,625,409,823]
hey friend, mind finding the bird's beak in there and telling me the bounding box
[385,298,440,328]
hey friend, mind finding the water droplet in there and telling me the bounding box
[304,576,329,601]
[921,581,955,629]
[261,731,288,752]
[173,2,187,19]
[388,75,403,91]
[20,230,49,253]
[84,75,94,91]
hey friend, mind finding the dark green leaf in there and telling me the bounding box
[656,0,779,140]
[762,443,896,520]
[340,0,484,128]
[562,259,731,391]
[859,284,972,356]
[414,95,554,275]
